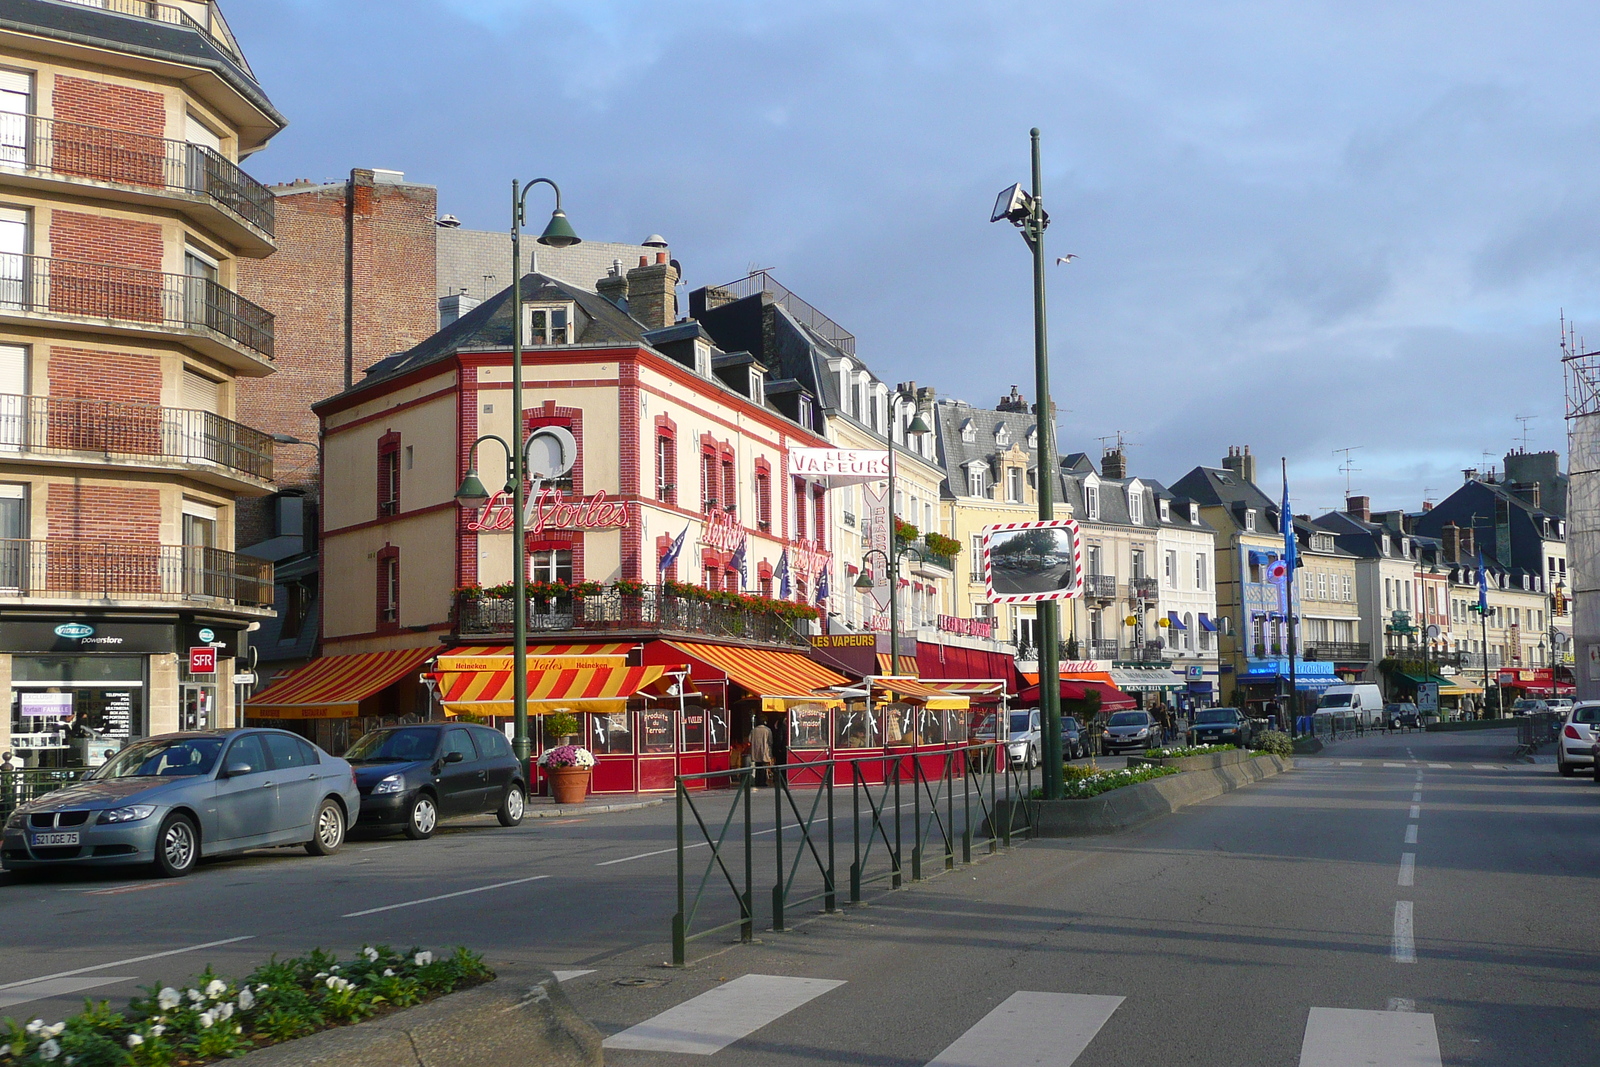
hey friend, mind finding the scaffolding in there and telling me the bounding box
[1562,346,1600,698]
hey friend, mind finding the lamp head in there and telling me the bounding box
[454,470,491,509]
[907,411,932,435]
[854,570,875,591]
[538,208,580,248]
[991,183,1031,224]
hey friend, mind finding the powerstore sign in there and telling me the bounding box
[0,620,177,654]
[55,623,93,639]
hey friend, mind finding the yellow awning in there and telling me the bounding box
[247,647,436,720]
[435,663,670,716]
[870,676,971,710]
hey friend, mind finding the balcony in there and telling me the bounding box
[1129,577,1159,601]
[0,538,273,610]
[1084,573,1117,599]
[909,548,955,579]
[0,254,274,372]
[1459,652,1503,670]
[1303,642,1370,663]
[0,393,272,490]
[1090,639,1121,660]
[0,115,274,254]
[455,587,812,648]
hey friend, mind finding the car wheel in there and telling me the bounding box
[497,784,526,827]
[305,799,346,856]
[153,813,198,878]
[404,793,438,840]
[1027,745,1040,769]
[1558,758,1576,778]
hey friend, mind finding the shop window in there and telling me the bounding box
[11,654,146,762]
[656,433,676,504]
[640,707,676,753]
[788,703,829,750]
[377,433,401,517]
[681,705,707,751]
[834,705,880,749]
[708,707,729,750]
[588,712,633,754]
[377,546,399,628]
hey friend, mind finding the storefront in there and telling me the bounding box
[2,615,247,767]
[1494,666,1576,700]
[245,646,438,754]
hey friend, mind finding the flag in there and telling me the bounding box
[659,524,688,575]
[1477,548,1489,614]
[776,548,791,599]
[1279,478,1297,574]
[729,538,748,590]
[816,563,830,604]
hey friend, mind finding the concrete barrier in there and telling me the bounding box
[990,754,1293,838]
[233,964,602,1067]
[1126,748,1261,773]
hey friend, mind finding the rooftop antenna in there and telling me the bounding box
[1333,446,1363,496]
[481,273,496,300]
[1514,414,1536,452]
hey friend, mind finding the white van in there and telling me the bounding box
[1316,684,1386,726]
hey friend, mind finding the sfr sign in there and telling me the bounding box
[189,646,217,675]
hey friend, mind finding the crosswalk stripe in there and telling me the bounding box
[1427,762,1452,768]
[1392,901,1416,963]
[1299,1007,1440,1066]
[1471,764,1498,770]
[1398,852,1415,886]
[602,974,845,1054]
[924,991,1124,1067]
[1339,761,1363,766]
[1383,762,1407,767]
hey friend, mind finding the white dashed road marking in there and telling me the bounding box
[1398,852,1415,887]
[341,875,549,918]
[1427,763,1452,769]
[603,974,845,1054]
[924,991,1125,1067]
[1392,901,1416,963]
[1340,761,1363,767]
[1384,762,1407,768]
[0,936,254,993]
[1299,1007,1441,1066]
[1405,824,1418,844]
[1471,764,1498,770]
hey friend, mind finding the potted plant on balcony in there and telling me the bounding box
[1254,642,1267,658]
[538,742,595,804]
[924,532,961,559]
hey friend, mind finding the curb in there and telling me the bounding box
[526,798,665,818]
[993,754,1293,837]
[231,964,602,1067]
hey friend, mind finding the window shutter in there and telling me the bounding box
[182,369,221,413]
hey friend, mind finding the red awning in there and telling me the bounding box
[916,641,1019,693]
[1017,678,1137,711]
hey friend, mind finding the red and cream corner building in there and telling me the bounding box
[248,258,862,790]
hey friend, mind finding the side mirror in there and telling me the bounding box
[222,758,254,778]
[443,750,465,764]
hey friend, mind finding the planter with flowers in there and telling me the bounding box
[538,745,595,804]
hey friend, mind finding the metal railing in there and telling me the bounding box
[0,114,273,235]
[1130,577,1159,600]
[0,538,273,607]
[0,393,272,479]
[0,766,91,819]
[671,742,1034,964]
[1303,642,1370,662]
[0,254,273,359]
[1459,652,1503,669]
[714,270,856,356]
[53,1,248,66]
[1084,573,1118,598]
[1515,710,1562,752]
[1090,639,1120,659]
[456,587,812,647]
[910,548,956,572]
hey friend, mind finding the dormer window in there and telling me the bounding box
[1085,483,1100,520]
[1244,509,1257,532]
[960,420,976,444]
[525,303,572,344]
[749,369,765,404]
[1128,489,1143,525]
[1400,537,1409,556]
[995,423,1011,447]
[1027,426,1037,448]
[1159,499,1170,522]
[1189,503,1200,524]
[967,463,986,497]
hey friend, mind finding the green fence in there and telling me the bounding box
[0,766,90,820]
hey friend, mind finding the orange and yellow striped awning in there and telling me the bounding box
[877,653,919,676]
[664,641,849,712]
[441,642,638,658]
[247,647,437,720]
[870,676,971,710]
[436,662,669,716]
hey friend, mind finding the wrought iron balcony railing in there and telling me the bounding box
[48,1,250,67]
[1130,577,1159,600]
[455,587,811,647]
[0,253,273,359]
[0,539,273,607]
[0,393,272,480]
[0,114,273,236]
[1090,639,1121,659]
[1303,641,1370,663]
[1084,573,1117,598]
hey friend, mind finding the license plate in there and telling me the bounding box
[32,831,79,847]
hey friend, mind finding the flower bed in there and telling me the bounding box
[0,946,490,1066]
[1033,764,1180,799]
[1149,743,1236,759]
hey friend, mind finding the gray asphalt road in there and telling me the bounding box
[2,728,1593,1066]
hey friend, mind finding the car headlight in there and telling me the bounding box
[372,774,406,795]
[5,809,25,829]
[1223,727,1239,734]
[97,804,156,825]
[1135,728,1148,737]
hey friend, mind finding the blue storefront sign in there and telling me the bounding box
[1240,657,1336,691]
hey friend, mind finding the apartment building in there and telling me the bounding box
[0,0,283,764]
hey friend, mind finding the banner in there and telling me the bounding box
[790,448,890,487]
[862,482,891,610]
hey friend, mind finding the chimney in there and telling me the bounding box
[1460,526,1474,560]
[1422,500,1433,511]
[1101,447,1126,480]
[1443,523,1460,563]
[626,252,679,330]
[1221,445,1257,484]
[996,385,1029,413]
[1346,494,1370,522]
[595,259,628,311]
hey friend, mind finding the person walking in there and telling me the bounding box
[750,717,773,788]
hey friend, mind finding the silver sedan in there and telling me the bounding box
[2,729,361,877]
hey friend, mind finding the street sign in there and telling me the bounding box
[232,671,256,686]
[188,646,217,675]
[1417,681,1438,713]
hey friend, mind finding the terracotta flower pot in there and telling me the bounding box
[547,765,591,804]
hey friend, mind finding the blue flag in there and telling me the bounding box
[729,538,748,590]
[776,549,791,599]
[1280,478,1297,574]
[816,563,830,604]
[659,524,688,575]
[1476,548,1489,614]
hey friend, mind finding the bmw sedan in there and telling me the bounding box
[347,723,526,839]
[1,730,360,877]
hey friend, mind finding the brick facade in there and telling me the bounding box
[48,209,163,270]
[47,483,160,542]
[47,345,161,404]
[51,75,164,136]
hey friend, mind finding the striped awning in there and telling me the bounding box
[436,662,670,716]
[441,642,638,657]
[920,679,1007,697]
[247,647,436,720]
[876,653,919,675]
[869,676,970,710]
[664,640,849,708]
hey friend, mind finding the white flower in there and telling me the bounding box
[237,988,255,1011]
[45,1023,65,1038]
[185,988,203,1004]
[126,1034,144,1049]
[324,975,353,993]
[218,1002,236,1021]
[197,1011,214,1029]
[204,979,226,999]
[256,984,269,993]
[157,987,181,1011]
[37,1038,59,1061]
[0,1044,10,1056]
[313,972,328,980]
[383,969,395,977]
[24,1021,42,1035]
[413,951,433,966]
[362,947,379,961]
[150,1025,166,1037]
[329,966,340,973]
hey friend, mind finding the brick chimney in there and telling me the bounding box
[1443,523,1460,563]
[996,385,1029,413]
[596,259,628,311]
[1222,445,1256,485]
[1346,494,1370,522]
[1460,525,1474,560]
[626,251,678,330]
[1101,447,1126,480]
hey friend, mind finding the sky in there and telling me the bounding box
[228,1,1600,516]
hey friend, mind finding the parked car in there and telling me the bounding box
[1061,716,1085,761]
[1102,710,1162,754]
[1,730,359,878]
[347,723,526,839]
[1547,697,1574,714]
[1005,710,1041,768]
[1557,703,1600,777]
[1512,698,1550,715]
[1316,684,1386,726]
[1383,702,1419,730]
[1188,707,1253,747]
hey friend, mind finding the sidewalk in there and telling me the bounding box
[525,794,667,818]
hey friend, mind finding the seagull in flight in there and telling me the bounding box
[1056,254,1077,265]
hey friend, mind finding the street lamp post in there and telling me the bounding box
[856,404,933,675]
[454,179,579,779]
[991,128,1065,799]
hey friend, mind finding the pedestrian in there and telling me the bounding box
[750,717,773,788]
